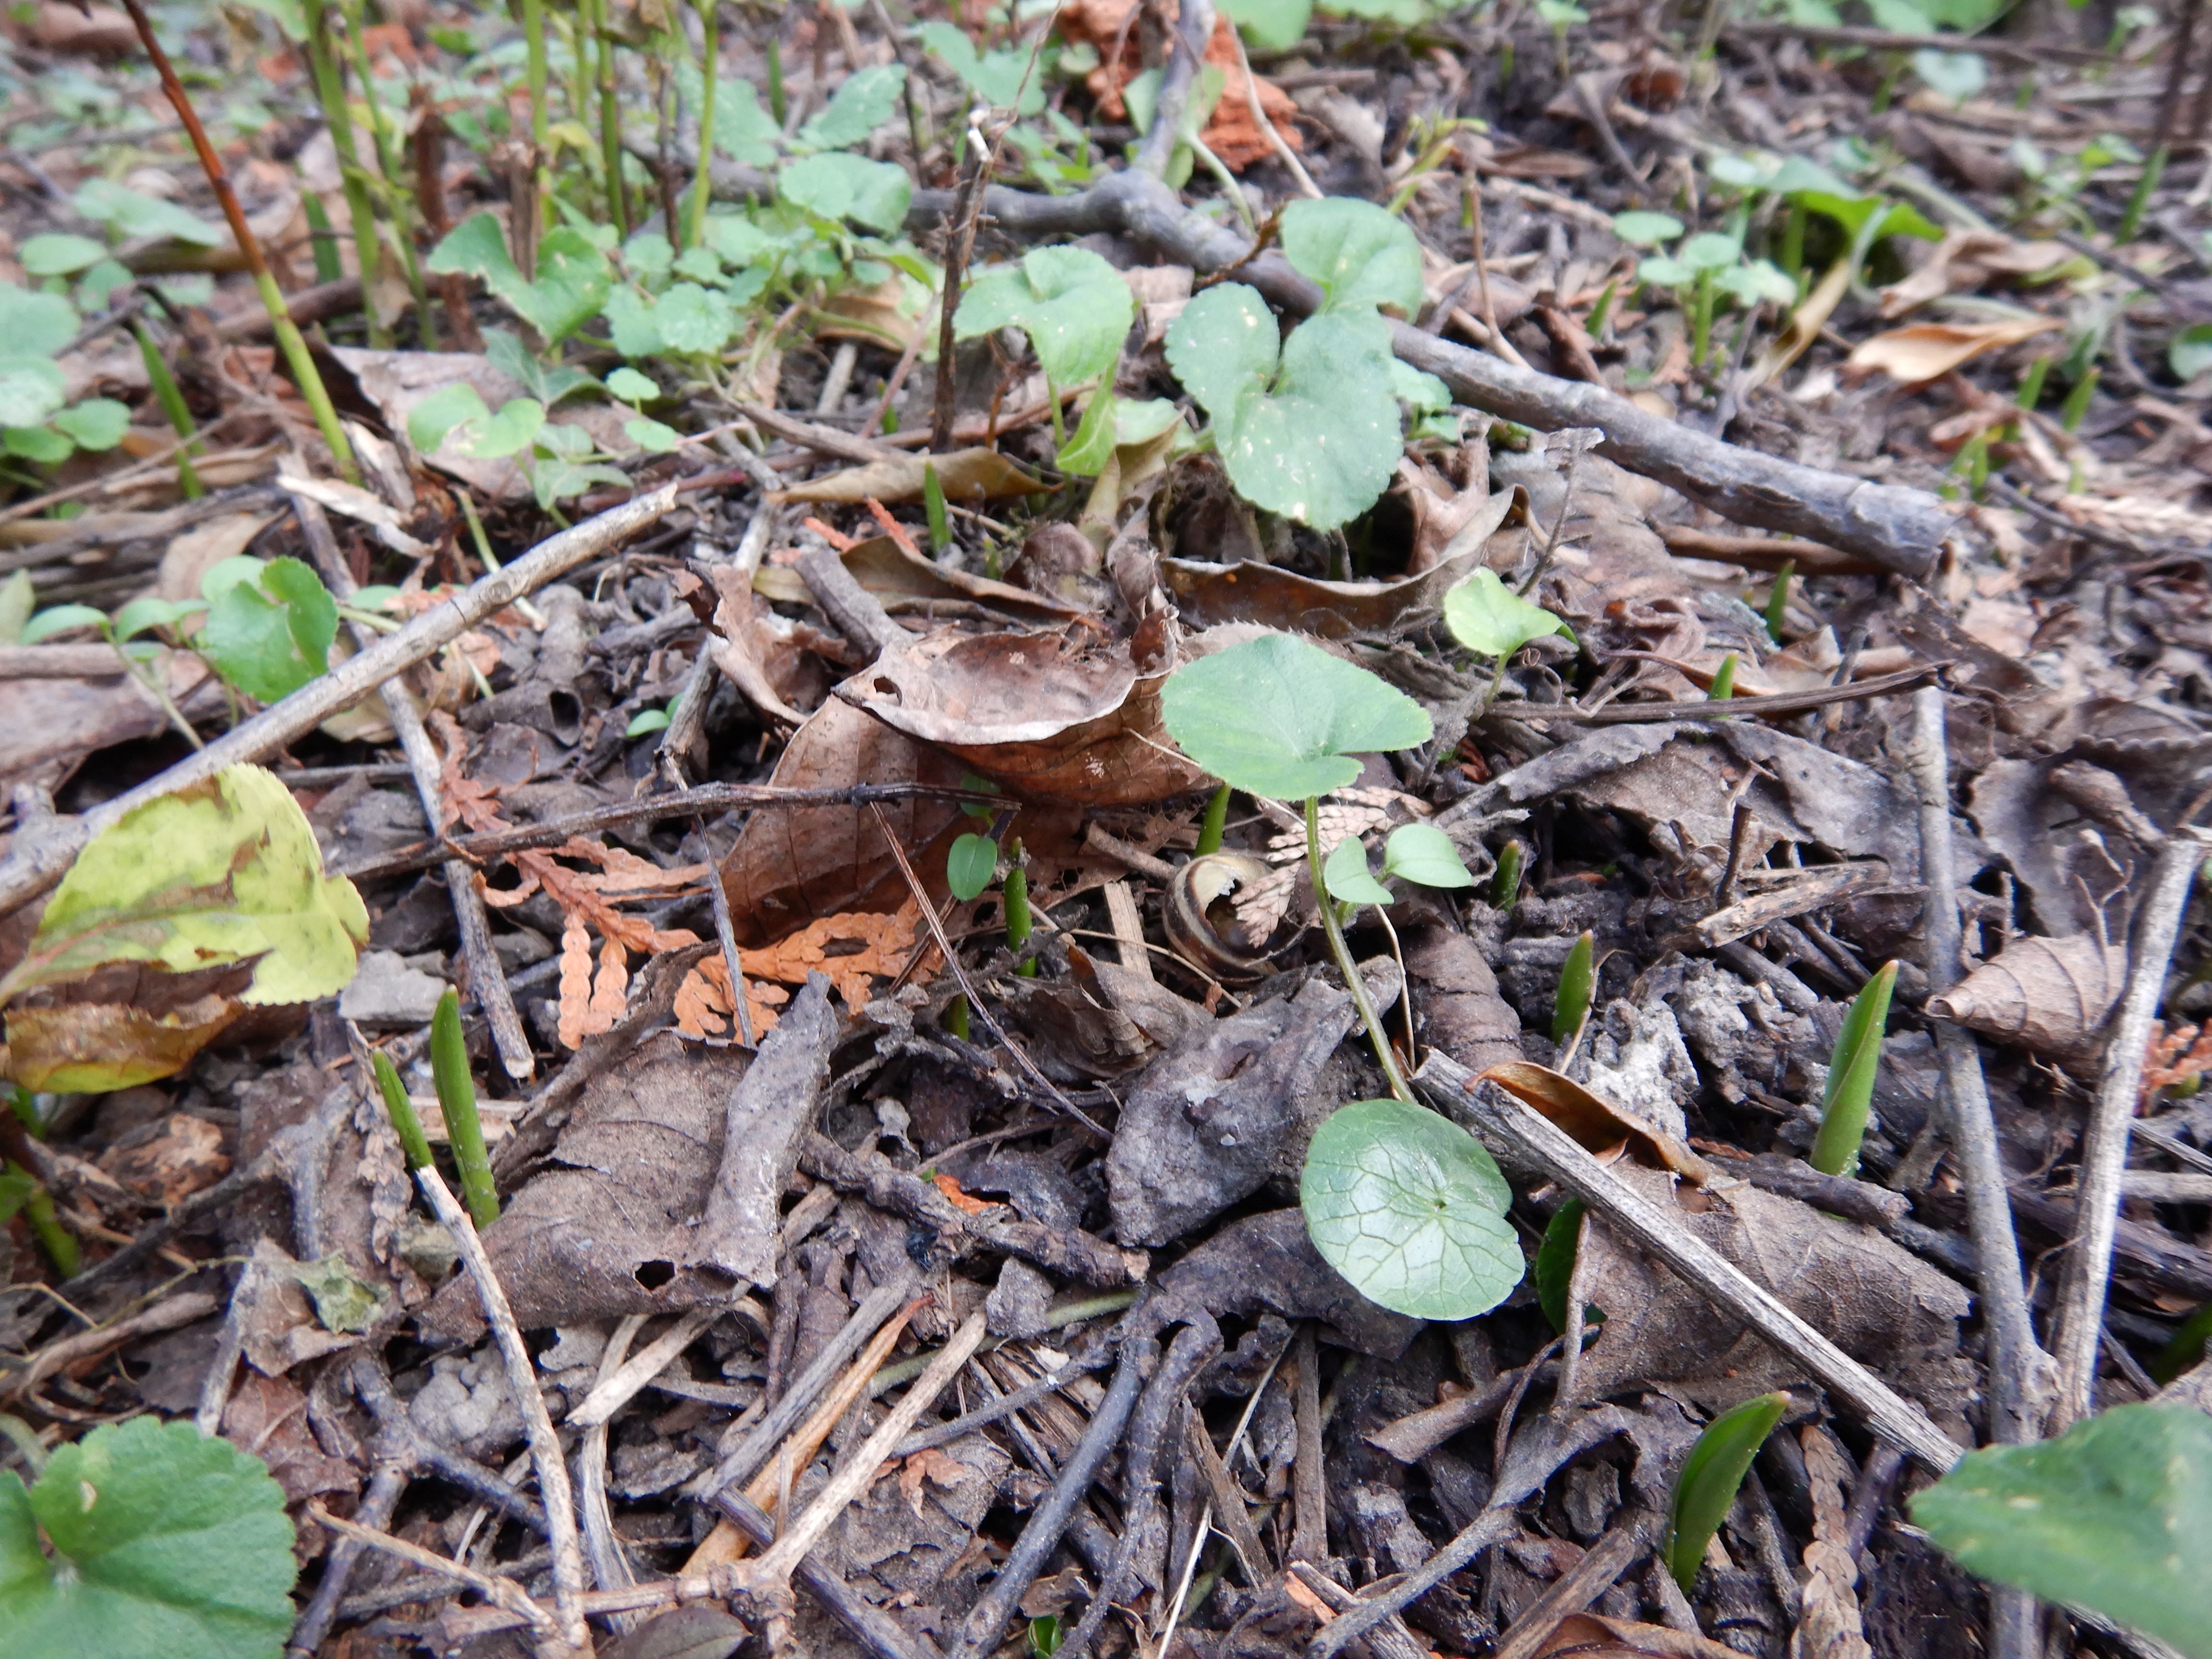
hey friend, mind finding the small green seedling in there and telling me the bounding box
[1707,652,1737,702]
[1634,230,1794,368]
[1443,569,1569,714]
[1003,840,1036,979]
[0,1416,299,1658]
[1195,783,1232,857]
[2153,1301,2212,1384]
[1532,1197,1604,1343]
[371,1049,435,1175]
[1551,930,1595,1047]
[1164,633,1521,1322]
[923,461,951,554]
[1911,1404,2212,1659]
[1763,561,1794,645]
[1808,960,1898,1178]
[947,833,998,903]
[1490,841,1525,910]
[1668,1391,1791,1592]
[430,987,500,1228]
[0,1160,78,1276]
[1030,1612,1063,1659]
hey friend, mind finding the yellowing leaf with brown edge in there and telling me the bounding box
[5,995,243,1093]
[1846,314,2058,385]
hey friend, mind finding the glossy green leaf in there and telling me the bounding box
[1611,211,1683,247]
[779,153,914,234]
[1165,284,1401,530]
[52,399,130,450]
[371,1049,433,1173]
[1322,834,1393,907]
[0,357,68,429]
[1161,633,1432,801]
[20,234,106,277]
[0,1416,297,1659]
[1055,385,1119,476]
[797,63,909,149]
[112,596,204,641]
[1668,1392,1791,1591]
[625,707,673,736]
[1490,840,1524,909]
[1382,823,1473,889]
[1534,1197,1588,1334]
[648,284,739,355]
[1443,568,1568,661]
[1299,1097,1521,1321]
[947,832,999,903]
[196,557,338,703]
[1551,930,1594,1046]
[1809,959,1897,1177]
[1911,1404,2212,1657]
[957,246,1134,389]
[1281,196,1425,317]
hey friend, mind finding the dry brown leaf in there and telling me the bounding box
[5,994,245,1094]
[1845,315,2058,385]
[1479,1061,1716,1183]
[557,916,594,1050]
[1539,1614,1747,1659]
[837,627,1205,805]
[743,903,931,1010]
[1924,932,2126,1060]
[776,447,1051,505]
[672,953,791,1042]
[1877,230,2071,318]
[753,535,1089,625]
[97,1112,231,1204]
[2142,1020,2212,1104]
[1161,545,1494,638]
[897,1446,974,1518]
[1748,259,1854,391]
[931,1173,992,1214]
[1789,1426,1873,1659]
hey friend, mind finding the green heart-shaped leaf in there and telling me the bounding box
[1161,633,1431,801]
[796,63,909,150]
[1281,195,1425,316]
[1382,823,1473,889]
[1322,834,1393,907]
[1443,568,1567,661]
[0,356,68,428]
[779,153,913,233]
[1300,1097,1520,1321]
[198,556,337,703]
[947,832,998,902]
[956,246,1134,388]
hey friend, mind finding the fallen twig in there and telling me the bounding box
[1506,663,1940,725]
[2049,828,2212,1428]
[1486,1519,1648,1659]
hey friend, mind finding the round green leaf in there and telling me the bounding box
[0,356,68,429]
[405,381,491,454]
[451,397,545,460]
[1162,633,1432,801]
[1611,210,1683,248]
[1322,834,1393,907]
[4,425,73,464]
[1912,48,1986,104]
[20,234,107,277]
[625,707,673,737]
[946,832,999,902]
[1300,1098,1521,1321]
[1680,231,1743,272]
[21,605,110,643]
[625,416,684,453]
[1443,568,1567,661]
[2171,323,2212,383]
[779,152,914,234]
[795,62,909,149]
[1717,260,1798,306]
[1281,195,1425,317]
[0,1416,297,1659]
[1382,822,1473,889]
[955,246,1135,389]
[1637,254,1695,288]
[197,560,337,703]
[605,366,660,403]
[0,287,78,358]
[1707,155,1776,191]
[649,283,737,355]
[52,398,130,451]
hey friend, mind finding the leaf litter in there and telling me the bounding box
[6,5,2212,1659]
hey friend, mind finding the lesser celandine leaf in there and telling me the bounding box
[196,557,339,703]
[956,246,1134,389]
[1161,633,1431,802]
[1910,1404,2212,1658]
[947,833,998,902]
[1322,835,1393,907]
[1299,1098,1520,1321]
[1443,568,1567,660]
[1280,196,1425,317]
[778,152,913,234]
[0,1416,297,1659]
[0,764,367,1009]
[1382,823,1473,889]
[1164,284,1401,530]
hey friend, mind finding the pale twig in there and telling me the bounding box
[308,1503,553,1628]
[0,483,685,920]
[2050,828,2212,1428]
[1228,25,1319,197]
[416,1166,590,1655]
[568,1304,743,1429]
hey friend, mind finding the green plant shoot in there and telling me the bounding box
[1491,841,1524,909]
[430,988,499,1228]
[1004,840,1036,978]
[1668,1391,1791,1592]
[1551,930,1595,1046]
[924,462,951,554]
[1532,1197,1603,1342]
[1195,783,1231,857]
[1808,960,1898,1178]
[371,1049,434,1174]
[1764,561,1793,644]
[1707,653,1737,701]
[947,833,998,903]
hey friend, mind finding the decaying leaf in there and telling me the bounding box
[776,447,1051,505]
[4,993,244,1093]
[1480,1061,1716,1183]
[751,534,1089,625]
[837,627,1207,805]
[1925,932,2126,1060]
[1539,1614,1749,1659]
[1845,315,2058,385]
[1877,230,2069,318]
[1160,546,1491,639]
[96,1111,230,1204]
[896,1447,974,1517]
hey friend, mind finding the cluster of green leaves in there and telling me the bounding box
[1164,196,1452,530]
[0,1416,299,1659]
[1218,0,1465,54]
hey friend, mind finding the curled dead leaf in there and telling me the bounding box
[753,535,1088,625]
[1924,932,2126,1060]
[1163,852,1290,984]
[837,628,1206,805]
[1478,1060,1716,1183]
[1877,229,2071,319]
[1846,314,2058,385]
[776,447,1051,505]
[1160,545,1494,639]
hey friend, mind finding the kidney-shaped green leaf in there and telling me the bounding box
[1322,834,1393,907]
[1300,1097,1521,1321]
[1281,196,1425,317]
[956,246,1134,388]
[197,557,338,703]
[0,1415,298,1659]
[1161,633,1431,801]
[1165,283,1401,529]
[779,152,913,234]
[1911,1404,2212,1658]
[1382,822,1473,889]
[1443,568,1567,661]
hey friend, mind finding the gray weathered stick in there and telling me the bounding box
[1417,1051,1962,1472]
[0,482,683,920]
[2049,828,2212,1429]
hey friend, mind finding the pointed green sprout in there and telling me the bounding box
[924,462,952,554]
[1491,841,1525,909]
[1764,561,1794,645]
[430,988,499,1228]
[1707,653,1737,701]
[1003,840,1036,978]
[1808,960,1898,1178]
[1668,1391,1791,1592]
[371,1049,434,1175]
[1533,1197,1603,1343]
[1551,930,1595,1046]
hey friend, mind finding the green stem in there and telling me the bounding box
[298,0,387,347]
[9,1162,80,1277]
[522,0,550,158]
[431,988,500,1227]
[683,0,718,252]
[371,1049,435,1173]
[1304,795,1411,1103]
[592,0,628,236]
[1005,839,1035,976]
[2119,143,2166,243]
[1692,269,1714,367]
[133,320,203,499]
[337,0,434,346]
[1195,783,1230,856]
